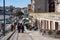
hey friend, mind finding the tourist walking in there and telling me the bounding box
[17,23,21,33]
[21,23,24,33]
[17,23,24,33]
[1,23,5,36]
[10,24,14,31]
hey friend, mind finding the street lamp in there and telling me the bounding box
[3,0,5,36]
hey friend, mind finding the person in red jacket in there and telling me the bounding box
[10,24,14,31]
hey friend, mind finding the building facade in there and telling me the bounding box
[0,6,16,24]
[31,0,55,13]
[28,4,32,13]
[29,13,60,35]
[55,0,60,12]
[21,7,28,18]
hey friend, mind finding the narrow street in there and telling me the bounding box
[0,0,60,40]
[1,26,60,40]
[17,30,60,40]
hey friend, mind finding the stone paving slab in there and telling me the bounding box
[18,31,60,40]
[31,31,60,40]
[18,33,32,40]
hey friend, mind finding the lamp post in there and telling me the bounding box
[3,0,5,36]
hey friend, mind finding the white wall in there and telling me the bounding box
[56,4,60,12]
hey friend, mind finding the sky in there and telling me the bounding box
[0,0,31,8]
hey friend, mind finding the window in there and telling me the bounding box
[49,0,55,12]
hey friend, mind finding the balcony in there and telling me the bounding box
[29,12,60,21]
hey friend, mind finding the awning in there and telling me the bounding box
[23,19,29,22]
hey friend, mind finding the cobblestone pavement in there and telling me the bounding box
[18,30,60,40]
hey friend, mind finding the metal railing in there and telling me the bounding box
[1,29,16,40]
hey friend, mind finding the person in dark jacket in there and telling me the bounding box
[17,23,21,33]
[17,23,24,33]
[21,23,24,33]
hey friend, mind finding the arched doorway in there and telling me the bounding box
[55,22,58,30]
